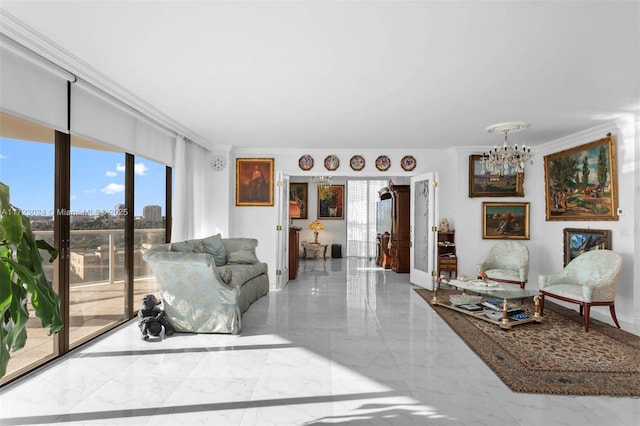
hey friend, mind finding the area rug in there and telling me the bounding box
[414,288,640,397]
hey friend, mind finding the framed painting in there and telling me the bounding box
[317,184,344,220]
[482,202,530,240]
[544,134,618,221]
[235,158,274,206]
[563,228,612,266]
[289,182,308,219]
[469,154,524,197]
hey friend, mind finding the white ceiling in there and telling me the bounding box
[2,1,639,152]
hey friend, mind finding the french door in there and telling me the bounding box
[410,172,438,290]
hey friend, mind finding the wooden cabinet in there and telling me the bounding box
[437,231,457,278]
[390,183,410,273]
[376,181,410,273]
[289,227,301,280]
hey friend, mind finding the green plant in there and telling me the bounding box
[0,181,63,377]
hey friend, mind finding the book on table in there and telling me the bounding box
[458,304,483,312]
[482,298,523,314]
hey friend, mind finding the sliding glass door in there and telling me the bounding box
[0,113,59,382]
[68,137,128,348]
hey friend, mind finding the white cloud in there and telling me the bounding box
[84,188,96,194]
[70,194,76,201]
[135,162,149,176]
[116,163,125,173]
[0,154,7,160]
[105,170,117,177]
[101,183,125,195]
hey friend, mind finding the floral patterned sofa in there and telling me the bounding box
[143,235,269,334]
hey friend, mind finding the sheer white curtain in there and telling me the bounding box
[171,136,211,242]
[346,180,387,258]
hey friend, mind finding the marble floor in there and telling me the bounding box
[0,257,638,426]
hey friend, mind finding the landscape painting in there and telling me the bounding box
[482,202,530,240]
[289,182,308,219]
[468,155,524,197]
[563,228,611,266]
[544,134,618,221]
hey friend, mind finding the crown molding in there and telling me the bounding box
[0,8,215,151]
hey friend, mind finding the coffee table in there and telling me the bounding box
[432,278,543,330]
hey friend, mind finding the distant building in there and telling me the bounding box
[143,205,162,223]
[113,204,127,217]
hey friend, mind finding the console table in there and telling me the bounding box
[302,242,328,260]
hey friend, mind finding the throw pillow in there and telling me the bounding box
[227,249,259,265]
[169,241,193,252]
[201,234,227,266]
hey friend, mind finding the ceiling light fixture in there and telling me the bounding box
[311,176,332,188]
[481,121,533,176]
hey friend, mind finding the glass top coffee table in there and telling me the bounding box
[431,278,543,330]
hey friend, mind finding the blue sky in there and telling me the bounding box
[0,137,166,216]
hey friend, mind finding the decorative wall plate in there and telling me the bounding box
[400,155,416,171]
[324,155,340,171]
[298,155,314,171]
[375,155,391,171]
[349,155,365,171]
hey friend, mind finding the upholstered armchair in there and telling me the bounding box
[477,241,530,288]
[538,249,622,332]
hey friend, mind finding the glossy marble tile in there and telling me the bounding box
[0,257,638,426]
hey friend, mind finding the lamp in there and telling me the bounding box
[311,176,332,188]
[309,220,324,244]
[481,122,533,176]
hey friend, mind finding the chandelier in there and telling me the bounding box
[311,176,332,187]
[481,122,533,176]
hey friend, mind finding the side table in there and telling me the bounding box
[302,242,328,260]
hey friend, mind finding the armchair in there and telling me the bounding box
[477,241,529,288]
[538,249,622,332]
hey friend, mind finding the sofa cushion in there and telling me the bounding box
[169,241,194,252]
[228,249,259,264]
[200,234,227,266]
[223,263,268,289]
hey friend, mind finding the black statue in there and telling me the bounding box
[138,294,174,340]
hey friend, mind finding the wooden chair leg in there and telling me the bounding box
[609,304,621,329]
[584,304,591,332]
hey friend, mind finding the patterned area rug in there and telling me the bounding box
[414,288,640,397]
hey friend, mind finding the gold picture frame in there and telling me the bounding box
[544,134,618,221]
[289,182,308,219]
[235,158,274,206]
[482,202,530,240]
[563,228,612,266]
[317,185,345,220]
[468,154,524,197]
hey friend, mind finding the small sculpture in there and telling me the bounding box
[138,294,174,340]
[439,218,450,232]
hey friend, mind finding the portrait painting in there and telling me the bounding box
[482,202,530,240]
[563,228,611,266]
[468,154,524,197]
[289,182,308,219]
[235,158,274,206]
[317,185,344,220]
[544,134,618,221]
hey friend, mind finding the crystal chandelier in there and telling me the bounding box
[311,175,332,187]
[481,122,533,176]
